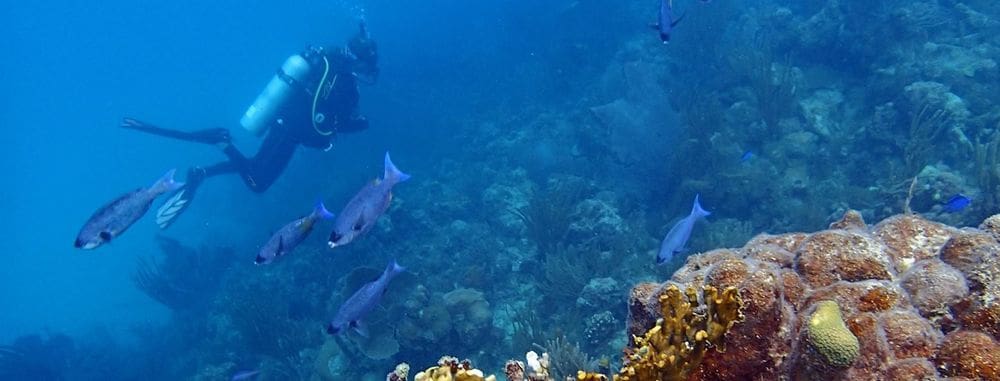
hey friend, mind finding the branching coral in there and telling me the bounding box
[132,236,234,311]
[541,245,590,304]
[904,103,951,176]
[512,181,585,257]
[974,127,1000,212]
[615,285,743,381]
[535,336,595,381]
[413,356,496,381]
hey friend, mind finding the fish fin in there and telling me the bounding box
[352,216,366,232]
[151,169,185,194]
[351,320,370,338]
[656,254,669,265]
[276,237,285,256]
[254,254,267,265]
[314,200,335,220]
[691,194,711,219]
[383,152,411,184]
[99,231,112,242]
[384,260,406,281]
[672,12,686,27]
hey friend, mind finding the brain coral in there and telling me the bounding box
[626,211,1000,380]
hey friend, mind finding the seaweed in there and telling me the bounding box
[0,334,74,381]
[904,103,952,176]
[512,180,585,258]
[974,125,1000,212]
[132,236,235,311]
[536,335,597,381]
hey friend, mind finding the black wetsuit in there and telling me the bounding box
[200,48,368,192]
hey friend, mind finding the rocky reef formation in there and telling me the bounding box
[625,211,1000,380]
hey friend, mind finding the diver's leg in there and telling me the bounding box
[241,130,298,193]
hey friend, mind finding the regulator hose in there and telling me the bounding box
[312,55,335,136]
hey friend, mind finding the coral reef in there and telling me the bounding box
[625,211,1000,380]
[412,356,496,381]
[803,300,860,368]
[616,284,743,381]
[132,236,235,311]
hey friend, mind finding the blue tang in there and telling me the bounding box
[943,194,971,213]
[75,170,183,249]
[327,152,410,248]
[327,260,405,336]
[255,201,334,265]
[657,194,711,264]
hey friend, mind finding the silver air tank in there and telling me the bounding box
[240,54,313,135]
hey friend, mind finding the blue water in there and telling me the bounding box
[2,0,997,379]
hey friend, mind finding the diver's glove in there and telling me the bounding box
[336,116,369,133]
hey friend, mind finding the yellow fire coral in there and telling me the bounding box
[805,300,860,368]
[577,370,609,380]
[413,356,497,381]
[615,284,743,381]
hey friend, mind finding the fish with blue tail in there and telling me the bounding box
[74,170,184,249]
[652,0,685,43]
[657,194,711,264]
[327,260,405,336]
[327,152,410,248]
[943,193,971,213]
[255,201,335,265]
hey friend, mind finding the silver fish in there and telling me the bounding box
[74,170,184,249]
[327,260,405,336]
[327,152,410,248]
[657,194,710,264]
[255,201,334,265]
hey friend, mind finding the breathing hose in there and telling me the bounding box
[312,55,335,136]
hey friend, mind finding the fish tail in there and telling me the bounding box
[313,200,335,220]
[152,169,185,195]
[383,152,411,185]
[385,259,406,280]
[691,194,711,219]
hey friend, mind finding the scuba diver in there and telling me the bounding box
[122,21,380,229]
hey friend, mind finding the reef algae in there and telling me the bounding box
[624,211,1000,380]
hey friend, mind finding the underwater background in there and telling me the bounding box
[1,0,998,379]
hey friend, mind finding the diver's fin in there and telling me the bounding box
[122,118,196,141]
[121,117,230,144]
[156,186,196,229]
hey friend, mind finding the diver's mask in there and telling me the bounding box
[347,22,379,83]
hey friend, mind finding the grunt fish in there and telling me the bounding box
[327,260,405,336]
[74,170,183,250]
[657,194,711,264]
[255,201,334,265]
[327,152,410,248]
[652,0,685,43]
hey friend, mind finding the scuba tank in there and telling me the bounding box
[240,53,315,136]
